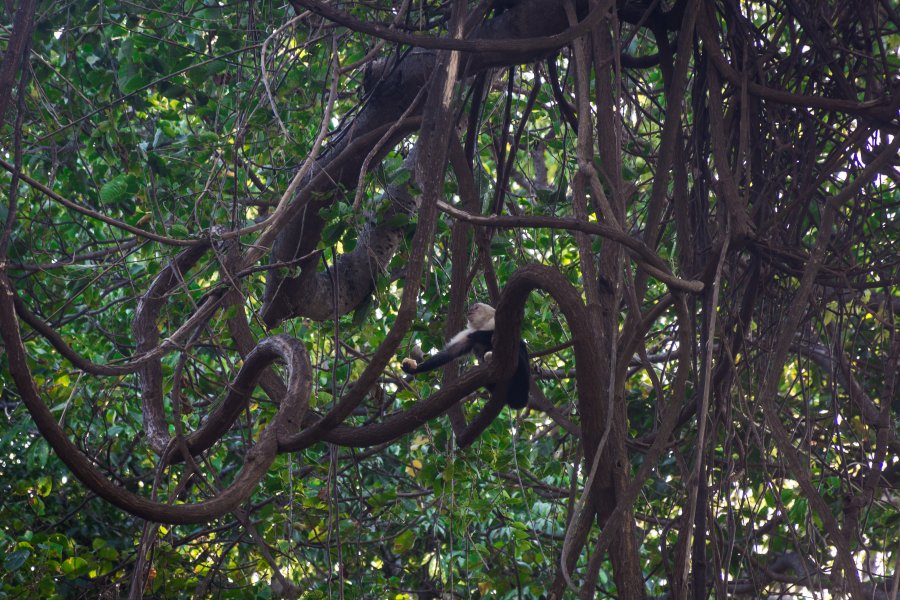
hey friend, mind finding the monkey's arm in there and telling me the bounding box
[401,334,476,375]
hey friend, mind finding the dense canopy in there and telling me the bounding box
[0,0,897,598]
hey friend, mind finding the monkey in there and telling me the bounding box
[401,303,530,409]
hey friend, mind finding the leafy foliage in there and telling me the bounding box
[1,1,897,599]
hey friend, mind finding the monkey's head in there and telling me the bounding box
[466,303,496,330]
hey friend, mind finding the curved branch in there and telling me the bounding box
[0,272,312,524]
[695,8,896,121]
[292,263,592,450]
[262,0,621,327]
[436,201,704,293]
[280,38,462,450]
[292,0,600,57]
[134,242,218,453]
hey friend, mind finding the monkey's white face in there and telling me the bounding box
[467,303,496,330]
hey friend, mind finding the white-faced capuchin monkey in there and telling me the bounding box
[401,303,530,409]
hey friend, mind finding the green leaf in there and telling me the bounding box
[4,549,30,571]
[121,72,151,95]
[392,530,415,554]
[169,224,190,238]
[393,168,411,185]
[99,174,131,204]
[61,556,90,577]
[384,213,410,228]
[321,221,347,245]
[36,476,52,497]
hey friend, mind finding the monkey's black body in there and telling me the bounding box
[402,329,531,409]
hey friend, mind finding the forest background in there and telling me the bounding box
[0,0,897,598]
